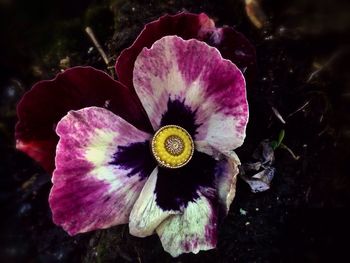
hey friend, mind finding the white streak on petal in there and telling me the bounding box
[129,167,180,237]
[50,107,153,235]
[85,130,115,165]
[133,36,248,157]
[156,193,217,257]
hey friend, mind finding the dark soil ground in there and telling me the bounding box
[1,0,349,262]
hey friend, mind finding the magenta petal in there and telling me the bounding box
[116,12,255,90]
[134,36,248,155]
[49,107,152,235]
[15,67,152,172]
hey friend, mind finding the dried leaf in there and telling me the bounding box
[245,0,267,29]
[240,140,276,193]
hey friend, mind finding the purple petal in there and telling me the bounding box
[111,141,156,180]
[49,107,153,235]
[160,98,200,138]
[116,12,255,90]
[16,67,152,172]
[155,151,217,211]
[156,191,218,257]
[133,36,248,156]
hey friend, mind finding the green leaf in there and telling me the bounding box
[271,129,285,150]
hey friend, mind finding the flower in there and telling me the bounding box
[15,13,253,257]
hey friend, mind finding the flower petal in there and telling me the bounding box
[49,106,154,235]
[155,151,217,211]
[129,151,218,238]
[16,67,152,172]
[216,152,240,214]
[116,12,255,89]
[156,192,218,257]
[188,143,240,214]
[129,167,180,238]
[133,36,248,156]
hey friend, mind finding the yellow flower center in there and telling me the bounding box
[151,125,194,168]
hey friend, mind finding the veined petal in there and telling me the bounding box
[16,67,152,172]
[129,167,180,238]
[49,107,155,235]
[116,12,255,90]
[156,191,218,257]
[133,36,248,156]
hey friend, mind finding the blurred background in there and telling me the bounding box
[1,0,349,262]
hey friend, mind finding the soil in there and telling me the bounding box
[1,0,349,262]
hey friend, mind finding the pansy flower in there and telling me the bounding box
[15,13,253,257]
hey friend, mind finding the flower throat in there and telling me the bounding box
[151,125,194,168]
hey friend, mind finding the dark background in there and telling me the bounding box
[1,0,349,262]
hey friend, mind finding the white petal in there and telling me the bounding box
[129,167,180,237]
[156,192,217,257]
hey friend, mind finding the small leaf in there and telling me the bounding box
[271,129,285,150]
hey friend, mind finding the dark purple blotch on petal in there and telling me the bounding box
[110,141,156,180]
[160,98,200,138]
[155,151,217,211]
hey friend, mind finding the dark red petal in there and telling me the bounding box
[115,12,256,89]
[15,66,152,172]
[209,27,257,82]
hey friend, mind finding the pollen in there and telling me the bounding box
[151,125,194,168]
